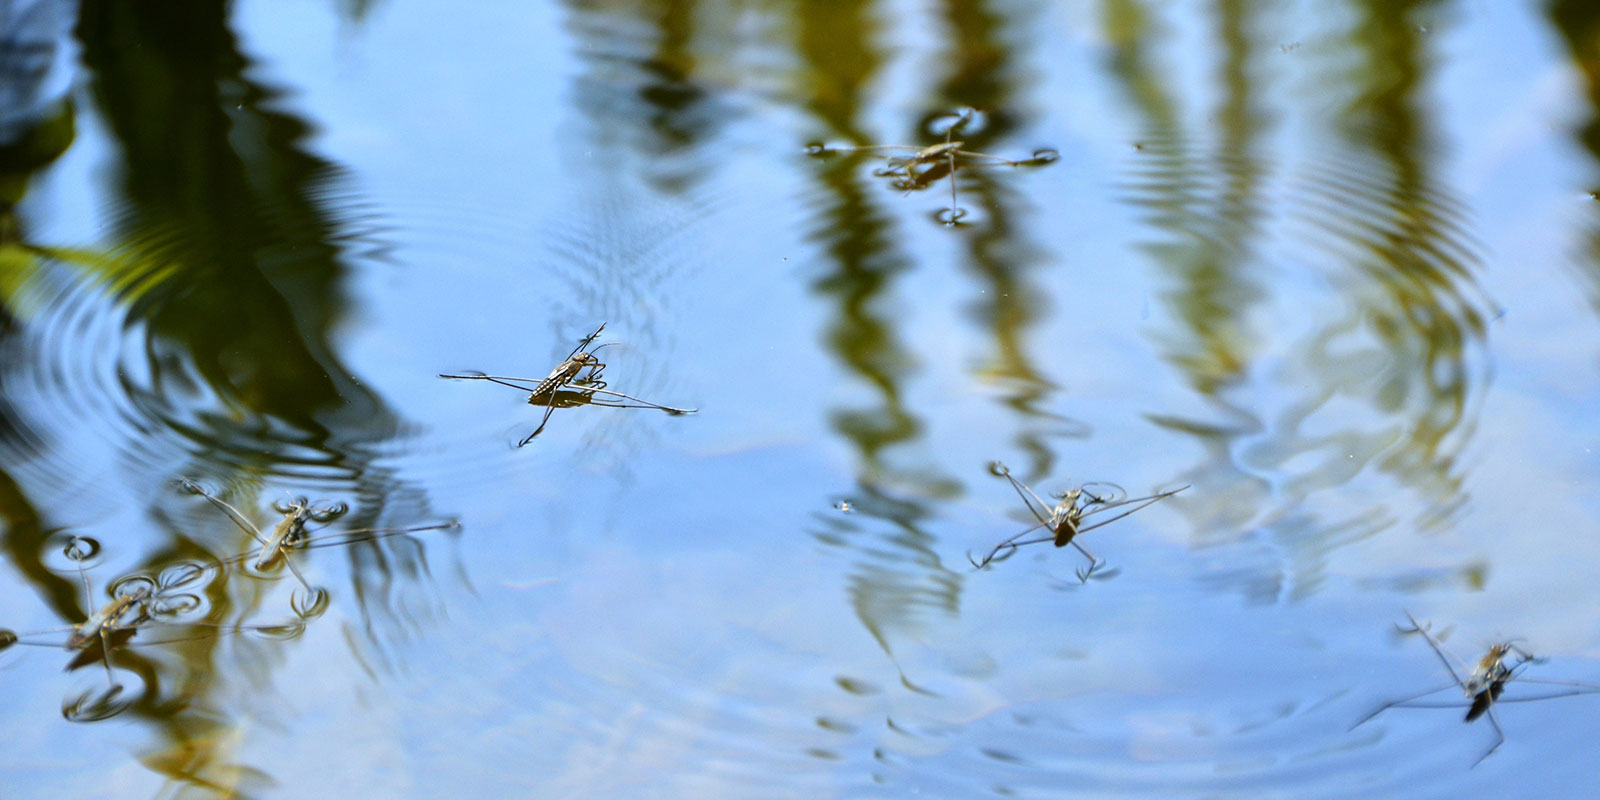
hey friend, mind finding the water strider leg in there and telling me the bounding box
[1472,708,1505,767]
[182,480,270,548]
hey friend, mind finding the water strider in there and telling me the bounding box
[181,479,457,616]
[806,108,1058,225]
[969,462,1187,580]
[0,538,297,691]
[439,322,696,445]
[1351,611,1600,766]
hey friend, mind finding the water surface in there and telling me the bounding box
[3,0,1600,796]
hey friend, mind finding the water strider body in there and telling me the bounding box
[1463,642,1526,720]
[522,324,612,402]
[440,322,696,445]
[251,495,351,571]
[1351,611,1600,765]
[969,462,1187,579]
[806,108,1058,225]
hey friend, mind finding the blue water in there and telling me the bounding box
[1,0,1599,796]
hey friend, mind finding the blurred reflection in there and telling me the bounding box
[811,482,957,692]
[0,0,74,452]
[75,0,401,470]
[548,0,741,474]
[560,0,731,193]
[1112,0,1490,600]
[806,178,927,489]
[0,0,71,156]
[0,1,451,794]
[332,0,383,24]
[1105,0,1280,590]
[1548,2,1600,313]
[793,0,968,688]
[70,0,448,639]
[1316,0,1488,492]
[934,0,1090,478]
[1111,0,1269,399]
[802,148,961,677]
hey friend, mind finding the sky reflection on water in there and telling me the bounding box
[2,0,1600,796]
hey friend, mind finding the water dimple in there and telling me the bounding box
[935,206,968,227]
[61,534,99,563]
[62,683,131,723]
[157,561,208,591]
[146,592,202,618]
[108,573,157,598]
[290,587,330,620]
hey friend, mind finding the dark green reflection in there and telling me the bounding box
[76,0,395,450]
[0,2,442,794]
[0,0,75,405]
[70,0,441,621]
[1547,2,1600,314]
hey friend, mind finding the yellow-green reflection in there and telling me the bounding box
[1105,0,1279,570]
[935,0,1089,479]
[792,0,969,692]
[1112,0,1268,399]
[1113,0,1491,599]
[1287,0,1487,525]
[796,0,926,489]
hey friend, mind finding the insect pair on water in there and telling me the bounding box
[1351,611,1600,765]
[969,461,1188,582]
[440,322,696,446]
[806,108,1059,225]
[0,483,457,717]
